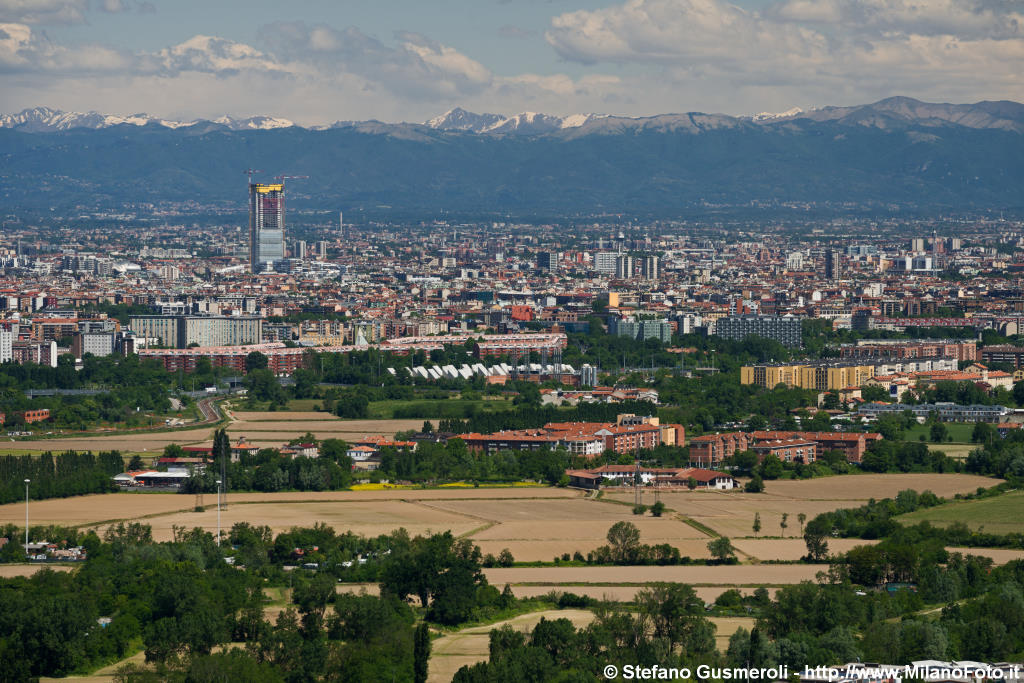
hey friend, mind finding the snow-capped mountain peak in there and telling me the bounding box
[212,115,295,130]
[425,107,506,132]
[0,107,297,132]
[425,108,606,134]
[749,107,806,122]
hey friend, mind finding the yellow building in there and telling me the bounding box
[741,362,876,391]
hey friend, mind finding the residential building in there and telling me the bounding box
[858,402,1009,423]
[609,317,673,343]
[752,438,817,463]
[129,315,262,348]
[715,315,802,347]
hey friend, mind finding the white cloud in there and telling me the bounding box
[6,2,1021,123]
[0,21,129,73]
[0,18,627,123]
[544,0,1024,105]
[0,0,136,24]
[0,0,87,24]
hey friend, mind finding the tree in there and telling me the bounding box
[780,512,789,537]
[245,351,269,372]
[421,420,434,434]
[606,521,641,564]
[413,622,430,683]
[930,421,948,443]
[244,369,286,405]
[730,450,758,475]
[803,517,830,562]
[650,501,666,517]
[760,454,784,479]
[707,537,735,563]
[291,368,317,399]
[797,513,807,536]
[972,421,995,445]
[745,415,767,432]
[752,512,761,537]
[745,474,764,493]
[636,583,713,654]
[687,476,697,490]
[127,454,145,470]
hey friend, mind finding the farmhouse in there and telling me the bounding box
[566,465,739,490]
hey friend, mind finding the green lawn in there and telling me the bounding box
[367,398,516,420]
[897,490,1024,534]
[901,422,976,444]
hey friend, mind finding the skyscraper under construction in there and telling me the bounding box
[249,183,285,273]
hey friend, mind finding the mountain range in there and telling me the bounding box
[2,97,1023,215]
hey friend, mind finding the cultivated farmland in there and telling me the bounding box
[897,490,1024,535]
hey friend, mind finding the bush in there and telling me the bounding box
[745,475,765,493]
[632,505,648,515]
[556,592,593,609]
[715,589,743,608]
[650,501,666,517]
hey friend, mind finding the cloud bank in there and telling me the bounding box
[0,0,1022,123]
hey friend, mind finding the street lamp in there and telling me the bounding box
[215,479,222,546]
[23,479,30,553]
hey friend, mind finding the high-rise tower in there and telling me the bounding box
[249,183,285,273]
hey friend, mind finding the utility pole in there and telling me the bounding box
[24,479,29,553]
[634,459,641,508]
[216,479,222,546]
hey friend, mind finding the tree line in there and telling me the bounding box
[0,450,122,504]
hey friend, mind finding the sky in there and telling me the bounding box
[1,0,1023,125]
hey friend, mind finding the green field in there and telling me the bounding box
[901,422,976,444]
[280,397,519,419]
[898,490,1024,534]
[366,398,516,420]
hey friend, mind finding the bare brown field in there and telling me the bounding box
[0,488,581,528]
[231,411,342,421]
[429,497,659,522]
[930,444,977,460]
[508,585,782,603]
[483,564,825,585]
[437,497,712,560]
[226,419,423,436]
[710,617,757,651]
[0,564,75,578]
[475,538,713,562]
[946,547,1024,563]
[0,493,196,526]
[732,538,880,561]
[336,583,380,596]
[754,473,996,500]
[428,609,595,683]
[11,412,423,453]
[12,433,213,453]
[606,474,998,538]
[115,500,481,542]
